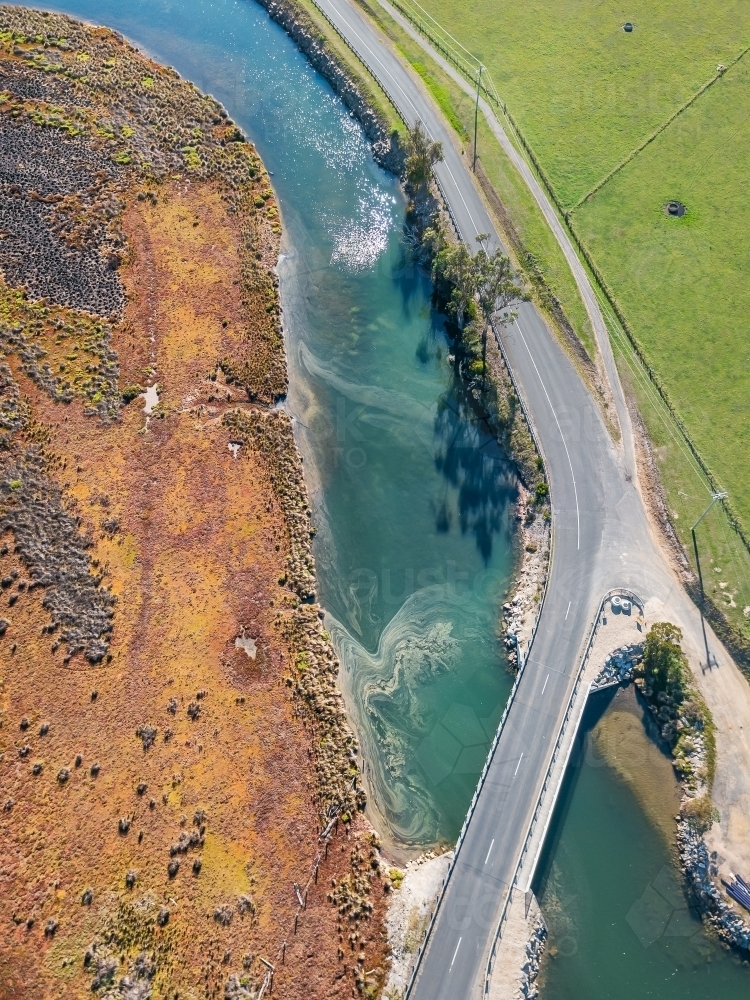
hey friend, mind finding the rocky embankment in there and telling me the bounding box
[257,0,405,174]
[500,488,550,670]
[591,642,644,689]
[679,822,750,951]
[519,914,547,1000]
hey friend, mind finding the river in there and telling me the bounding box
[28,0,750,993]
[536,685,748,998]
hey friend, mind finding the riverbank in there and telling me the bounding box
[257,0,406,173]
[0,8,390,998]
[500,487,550,671]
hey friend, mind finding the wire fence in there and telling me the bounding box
[595,290,750,663]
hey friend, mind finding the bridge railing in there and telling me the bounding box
[483,587,644,993]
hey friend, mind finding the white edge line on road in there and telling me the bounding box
[513,320,580,550]
[319,0,485,239]
[541,672,549,695]
[514,751,524,776]
[484,838,495,865]
[450,937,462,969]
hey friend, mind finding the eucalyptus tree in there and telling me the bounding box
[472,234,524,387]
[405,120,443,195]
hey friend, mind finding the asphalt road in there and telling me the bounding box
[303,0,690,995]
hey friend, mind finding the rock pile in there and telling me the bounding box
[592,642,643,689]
[679,820,750,951]
[501,489,549,670]
[518,913,547,1000]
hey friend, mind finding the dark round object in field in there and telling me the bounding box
[32,762,43,776]
[168,859,180,878]
[666,200,686,217]
[623,22,634,32]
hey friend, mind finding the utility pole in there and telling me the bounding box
[691,492,728,670]
[473,64,483,172]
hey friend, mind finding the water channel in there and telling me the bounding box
[31,0,750,993]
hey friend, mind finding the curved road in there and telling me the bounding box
[301,0,696,996]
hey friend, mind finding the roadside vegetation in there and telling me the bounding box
[400,121,544,495]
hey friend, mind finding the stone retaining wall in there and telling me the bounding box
[256,0,406,174]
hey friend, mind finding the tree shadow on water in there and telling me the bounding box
[433,376,517,563]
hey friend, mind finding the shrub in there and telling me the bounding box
[642,621,688,696]
[682,794,719,833]
[534,482,549,504]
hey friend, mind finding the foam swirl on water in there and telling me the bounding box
[329,584,502,849]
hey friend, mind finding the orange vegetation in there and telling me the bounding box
[0,176,388,999]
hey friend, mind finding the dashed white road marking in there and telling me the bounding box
[514,320,581,550]
[450,937,462,970]
[484,839,495,865]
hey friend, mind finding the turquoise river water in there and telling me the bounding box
[30,0,750,994]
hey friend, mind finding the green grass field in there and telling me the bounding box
[409,0,750,207]
[355,0,598,359]
[574,54,750,528]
